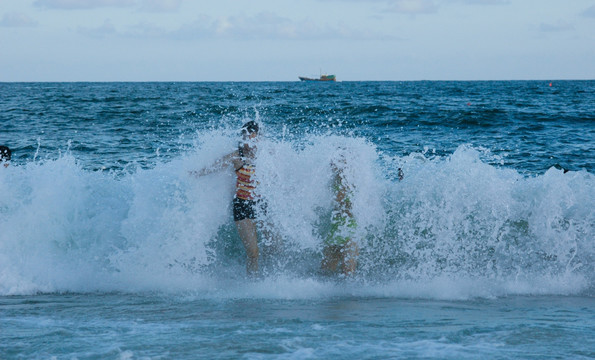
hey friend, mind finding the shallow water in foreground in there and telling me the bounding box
[2,293,594,359]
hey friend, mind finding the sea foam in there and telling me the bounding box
[1,131,593,298]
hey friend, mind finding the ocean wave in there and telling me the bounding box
[1,132,593,297]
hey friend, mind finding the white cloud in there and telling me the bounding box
[78,19,169,38]
[454,0,509,4]
[34,0,181,12]
[138,0,182,12]
[34,0,136,10]
[316,0,439,14]
[316,0,507,15]
[386,0,438,14]
[124,22,169,38]
[75,11,396,41]
[0,12,38,27]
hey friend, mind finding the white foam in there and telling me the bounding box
[1,132,593,298]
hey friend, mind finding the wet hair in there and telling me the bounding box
[241,121,259,136]
[0,146,10,162]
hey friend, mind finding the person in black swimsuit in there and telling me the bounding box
[190,122,262,275]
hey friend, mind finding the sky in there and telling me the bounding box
[1,0,594,81]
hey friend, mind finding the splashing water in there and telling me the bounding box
[1,128,593,299]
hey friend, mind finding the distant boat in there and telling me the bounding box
[299,74,336,82]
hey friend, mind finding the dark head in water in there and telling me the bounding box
[241,121,259,137]
[0,146,11,167]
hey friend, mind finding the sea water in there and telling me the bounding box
[0,81,594,359]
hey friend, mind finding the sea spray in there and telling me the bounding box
[1,130,593,297]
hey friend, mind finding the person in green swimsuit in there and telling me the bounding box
[321,155,358,276]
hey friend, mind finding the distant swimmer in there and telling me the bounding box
[321,150,359,276]
[189,121,265,276]
[0,146,11,167]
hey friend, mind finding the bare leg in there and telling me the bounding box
[321,245,342,273]
[236,218,259,275]
[341,239,358,276]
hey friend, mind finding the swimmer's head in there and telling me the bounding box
[239,121,259,157]
[241,121,259,139]
[0,146,11,167]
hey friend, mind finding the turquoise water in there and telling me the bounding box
[0,81,594,359]
[2,294,594,359]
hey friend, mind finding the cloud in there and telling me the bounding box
[315,0,507,15]
[34,0,180,11]
[34,0,136,10]
[179,12,397,40]
[323,0,439,15]
[122,22,169,38]
[581,5,595,18]
[0,13,38,27]
[454,0,509,4]
[78,19,170,38]
[385,0,438,14]
[77,12,396,41]
[138,0,182,12]
[538,21,575,32]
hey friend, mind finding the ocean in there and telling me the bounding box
[0,81,594,359]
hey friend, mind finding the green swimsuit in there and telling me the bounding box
[325,181,357,246]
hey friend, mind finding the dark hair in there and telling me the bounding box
[241,121,259,136]
[0,146,10,162]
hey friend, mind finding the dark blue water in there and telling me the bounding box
[2,81,593,173]
[1,81,594,359]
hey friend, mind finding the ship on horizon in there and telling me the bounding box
[298,74,336,82]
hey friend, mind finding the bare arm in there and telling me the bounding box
[189,150,241,177]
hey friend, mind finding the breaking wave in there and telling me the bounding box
[1,130,593,299]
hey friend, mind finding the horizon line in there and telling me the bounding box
[1,78,593,83]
